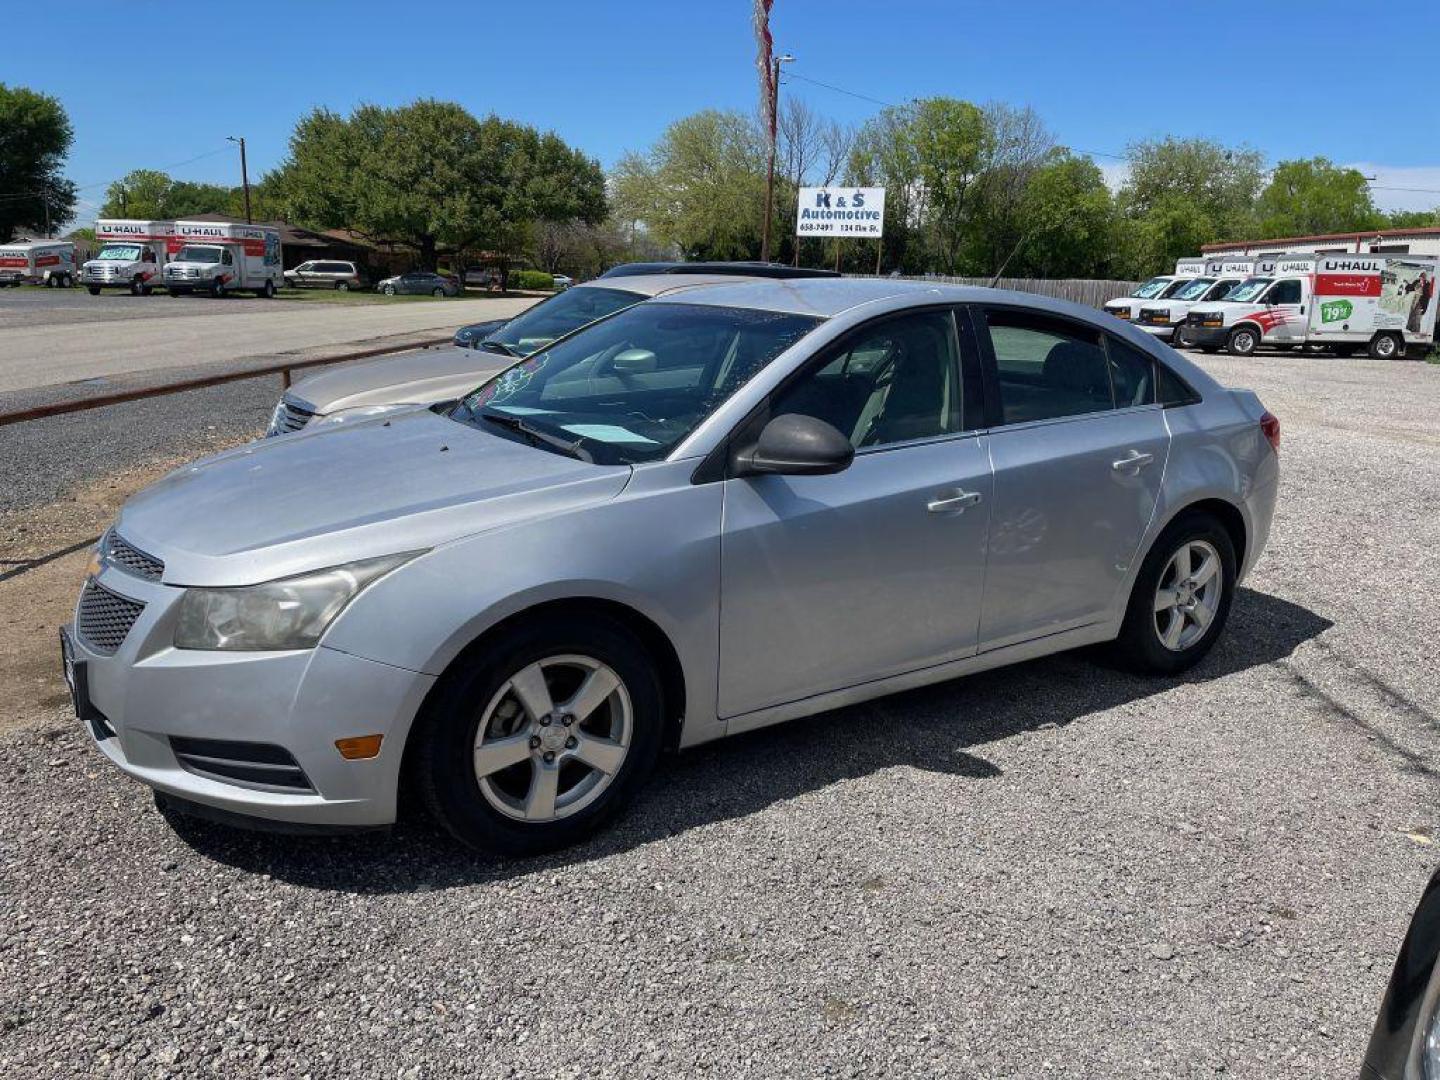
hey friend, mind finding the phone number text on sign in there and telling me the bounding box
[796,187,886,239]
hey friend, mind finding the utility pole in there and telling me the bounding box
[760,53,794,263]
[228,136,252,223]
[42,192,51,238]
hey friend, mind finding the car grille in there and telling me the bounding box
[76,580,145,655]
[268,395,316,436]
[105,531,164,581]
[169,736,315,793]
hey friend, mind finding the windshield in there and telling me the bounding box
[96,243,142,262]
[175,245,224,263]
[452,301,822,465]
[1173,277,1216,301]
[1205,279,1240,301]
[488,286,646,354]
[1224,278,1272,303]
[1133,277,1173,299]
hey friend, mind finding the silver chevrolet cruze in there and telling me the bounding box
[63,279,1279,855]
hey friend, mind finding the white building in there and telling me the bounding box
[1203,225,1440,259]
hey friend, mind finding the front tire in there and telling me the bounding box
[415,613,664,856]
[383,284,396,296]
[212,279,227,298]
[261,278,276,298]
[1111,511,1237,675]
[1226,326,1258,357]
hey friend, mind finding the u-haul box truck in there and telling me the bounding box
[1185,254,1438,358]
[1134,257,1257,345]
[162,220,283,297]
[0,239,76,287]
[83,219,176,295]
[1104,258,1207,323]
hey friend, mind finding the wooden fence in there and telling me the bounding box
[864,275,1141,309]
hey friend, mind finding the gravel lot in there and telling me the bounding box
[2,349,1438,1078]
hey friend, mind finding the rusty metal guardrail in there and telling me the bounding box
[0,337,452,428]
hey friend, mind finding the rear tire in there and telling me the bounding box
[261,278,276,298]
[432,287,445,297]
[1369,332,1402,360]
[336,282,350,292]
[1111,510,1237,675]
[383,284,396,296]
[1226,326,1258,357]
[415,613,664,856]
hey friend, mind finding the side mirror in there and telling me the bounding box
[610,348,657,375]
[734,413,854,477]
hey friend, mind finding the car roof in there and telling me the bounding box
[599,260,840,280]
[575,272,773,298]
[647,276,1143,325]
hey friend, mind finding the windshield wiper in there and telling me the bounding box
[479,339,518,357]
[478,411,592,462]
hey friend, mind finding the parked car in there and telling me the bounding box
[377,270,461,297]
[1361,866,1440,1078]
[64,279,1278,856]
[271,273,768,436]
[284,260,368,291]
[552,274,574,290]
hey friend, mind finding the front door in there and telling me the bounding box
[1261,278,1306,343]
[718,308,993,719]
[974,307,1171,649]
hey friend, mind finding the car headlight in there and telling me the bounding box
[454,327,475,342]
[174,553,421,651]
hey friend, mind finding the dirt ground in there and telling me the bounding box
[0,451,246,732]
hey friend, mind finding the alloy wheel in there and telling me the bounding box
[472,654,632,823]
[1153,539,1223,652]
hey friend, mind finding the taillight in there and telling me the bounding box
[1260,410,1280,451]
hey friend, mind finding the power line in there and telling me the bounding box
[0,144,235,205]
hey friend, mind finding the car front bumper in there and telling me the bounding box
[1184,325,1229,348]
[63,567,435,830]
[1137,322,1185,341]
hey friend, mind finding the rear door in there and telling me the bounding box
[974,306,1171,650]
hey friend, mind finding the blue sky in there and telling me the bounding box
[8,0,1440,220]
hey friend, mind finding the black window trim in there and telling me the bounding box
[691,303,985,485]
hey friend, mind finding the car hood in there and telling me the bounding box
[116,409,631,587]
[290,346,513,415]
[1188,301,1256,317]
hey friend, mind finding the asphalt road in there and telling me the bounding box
[0,287,535,395]
[2,348,1439,1077]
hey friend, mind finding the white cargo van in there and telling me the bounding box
[162,220,283,298]
[82,219,175,295]
[1133,257,1254,345]
[0,239,76,287]
[1104,258,1206,322]
[1186,254,1438,358]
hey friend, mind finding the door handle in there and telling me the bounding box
[1112,450,1155,473]
[927,489,982,514]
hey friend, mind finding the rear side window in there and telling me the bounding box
[1156,364,1200,407]
[984,311,1112,424]
[1105,338,1156,408]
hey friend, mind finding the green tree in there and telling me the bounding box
[1255,157,1381,237]
[1386,208,1440,229]
[1007,153,1116,279]
[612,110,768,260]
[270,100,605,269]
[0,83,77,240]
[100,170,238,220]
[1117,137,1265,275]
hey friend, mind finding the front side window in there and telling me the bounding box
[985,311,1113,424]
[1267,279,1302,304]
[769,310,963,450]
[488,286,646,355]
[222,249,234,266]
[452,302,822,465]
[296,262,315,273]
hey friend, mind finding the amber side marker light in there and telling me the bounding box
[335,735,384,760]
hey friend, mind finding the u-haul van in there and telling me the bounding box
[162,220,283,297]
[1185,254,1438,358]
[83,219,176,295]
[1104,258,1207,322]
[1134,256,1257,345]
[0,239,76,287]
